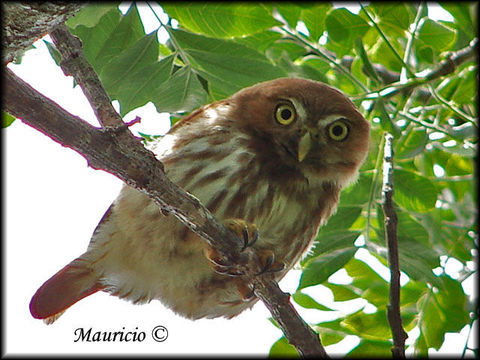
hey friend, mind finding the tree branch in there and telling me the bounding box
[2,2,85,64]
[353,38,478,101]
[382,132,408,358]
[3,10,328,358]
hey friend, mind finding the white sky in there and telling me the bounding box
[4,3,474,357]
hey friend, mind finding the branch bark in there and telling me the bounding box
[382,132,408,358]
[3,7,327,358]
[2,2,85,64]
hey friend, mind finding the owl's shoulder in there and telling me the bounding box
[169,100,233,132]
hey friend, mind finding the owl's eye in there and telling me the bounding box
[275,103,296,125]
[328,120,349,141]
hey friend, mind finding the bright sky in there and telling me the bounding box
[4,3,474,357]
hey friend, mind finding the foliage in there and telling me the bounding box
[49,2,476,356]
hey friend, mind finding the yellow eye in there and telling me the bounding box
[275,103,296,125]
[328,120,349,141]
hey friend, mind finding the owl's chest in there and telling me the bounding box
[170,156,326,263]
[157,129,336,263]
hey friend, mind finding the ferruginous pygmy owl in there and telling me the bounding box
[30,78,370,323]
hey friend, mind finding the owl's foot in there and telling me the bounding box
[256,249,285,275]
[224,218,259,250]
[205,219,284,276]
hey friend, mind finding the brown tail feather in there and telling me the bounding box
[30,260,105,323]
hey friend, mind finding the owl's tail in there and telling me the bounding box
[29,258,105,324]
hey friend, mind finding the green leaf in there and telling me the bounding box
[345,258,386,284]
[100,32,159,102]
[66,3,117,29]
[397,211,430,245]
[319,331,346,347]
[307,230,361,261]
[342,308,391,340]
[401,280,427,307]
[374,99,402,137]
[269,337,299,357]
[325,8,370,57]
[438,66,476,105]
[298,248,357,290]
[354,37,380,84]
[315,318,356,342]
[43,40,61,67]
[396,128,429,159]
[445,154,473,176]
[266,39,307,62]
[275,3,302,28]
[113,55,176,116]
[398,240,441,286]
[71,6,145,75]
[347,339,394,357]
[233,30,282,52]
[339,172,372,206]
[376,208,429,245]
[324,283,360,301]
[432,141,475,158]
[368,3,415,37]
[151,65,208,113]
[417,275,469,350]
[170,28,286,98]
[322,206,363,233]
[344,258,390,307]
[394,169,437,212]
[417,18,457,54]
[440,4,475,38]
[300,4,331,41]
[2,111,15,128]
[292,291,334,311]
[163,3,281,38]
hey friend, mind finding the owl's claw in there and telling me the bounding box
[223,218,259,251]
[257,249,285,275]
[205,219,283,277]
[204,247,245,276]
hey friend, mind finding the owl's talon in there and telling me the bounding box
[214,267,245,277]
[224,219,259,251]
[205,248,246,276]
[204,247,228,267]
[257,250,285,275]
[234,279,256,301]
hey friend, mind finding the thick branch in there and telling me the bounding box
[382,132,408,358]
[49,23,125,129]
[4,66,240,266]
[3,2,85,64]
[4,23,328,357]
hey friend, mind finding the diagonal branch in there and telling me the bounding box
[4,21,328,359]
[353,38,478,102]
[3,2,85,64]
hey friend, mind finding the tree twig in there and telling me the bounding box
[4,14,328,358]
[382,132,408,358]
[3,2,85,64]
[353,38,478,101]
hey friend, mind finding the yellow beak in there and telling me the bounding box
[298,131,312,162]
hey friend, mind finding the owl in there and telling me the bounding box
[30,78,370,323]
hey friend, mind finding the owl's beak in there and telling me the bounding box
[298,131,312,162]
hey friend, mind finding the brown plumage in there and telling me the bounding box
[30,78,370,323]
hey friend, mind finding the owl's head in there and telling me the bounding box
[228,78,370,188]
